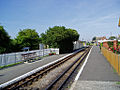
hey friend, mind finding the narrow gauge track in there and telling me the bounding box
[0,48,86,90]
[45,48,90,90]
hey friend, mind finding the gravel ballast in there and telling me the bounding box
[24,51,84,89]
[0,54,68,84]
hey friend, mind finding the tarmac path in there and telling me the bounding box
[0,54,67,84]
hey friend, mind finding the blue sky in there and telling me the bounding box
[0,0,120,41]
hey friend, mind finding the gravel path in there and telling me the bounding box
[24,51,84,89]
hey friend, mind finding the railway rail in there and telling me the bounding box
[45,48,90,90]
[0,47,88,90]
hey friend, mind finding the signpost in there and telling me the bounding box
[119,17,120,27]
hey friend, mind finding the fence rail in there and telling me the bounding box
[0,48,59,67]
[101,47,120,75]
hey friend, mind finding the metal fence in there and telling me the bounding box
[0,48,59,66]
[101,47,120,75]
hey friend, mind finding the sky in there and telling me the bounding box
[0,0,120,41]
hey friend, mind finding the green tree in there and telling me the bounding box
[16,29,40,50]
[10,39,21,52]
[41,26,79,53]
[0,25,12,54]
[92,36,96,41]
[109,36,116,40]
[107,41,113,48]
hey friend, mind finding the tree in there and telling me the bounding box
[16,29,40,50]
[109,36,116,40]
[41,26,79,53]
[0,25,12,54]
[92,36,96,41]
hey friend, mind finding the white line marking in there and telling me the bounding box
[0,48,83,89]
[0,53,73,88]
[75,46,93,81]
[70,46,93,90]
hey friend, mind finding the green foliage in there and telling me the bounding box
[41,26,79,53]
[107,41,113,47]
[0,62,22,69]
[118,42,120,46]
[116,82,120,85]
[0,25,12,54]
[92,36,96,41]
[109,36,116,40]
[86,42,90,45]
[16,29,40,50]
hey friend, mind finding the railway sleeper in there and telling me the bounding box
[0,48,87,90]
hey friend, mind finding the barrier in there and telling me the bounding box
[0,48,59,67]
[0,47,85,89]
[101,47,120,75]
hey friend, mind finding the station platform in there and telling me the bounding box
[71,46,120,90]
[0,54,67,84]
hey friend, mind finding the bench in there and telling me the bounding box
[21,52,41,63]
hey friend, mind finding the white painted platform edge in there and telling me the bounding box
[0,54,72,88]
[0,48,84,89]
[70,46,93,90]
[75,46,93,81]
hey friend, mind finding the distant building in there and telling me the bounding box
[94,36,107,45]
[118,35,120,40]
[96,36,107,41]
[73,40,86,50]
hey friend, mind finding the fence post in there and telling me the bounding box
[118,55,119,74]
[58,48,59,54]
[39,50,40,56]
[15,53,16,63]
[4,54,6,65]
[6,54,8,65]
[43,48,44,57]
[0,55,2,66]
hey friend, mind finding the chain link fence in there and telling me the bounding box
[0,48,59,66]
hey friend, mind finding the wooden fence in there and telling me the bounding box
[101,47,120,75]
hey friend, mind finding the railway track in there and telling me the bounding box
[0,47,88,90]
[45,48,90,90]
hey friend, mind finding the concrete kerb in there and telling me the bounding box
[0,48,85,89]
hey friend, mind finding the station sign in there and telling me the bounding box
[119,17,120,27]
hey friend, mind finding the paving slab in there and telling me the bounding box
[0,54,67,84]
[79,46,120,81]
[71,46,120,90]
[73,80,120,90]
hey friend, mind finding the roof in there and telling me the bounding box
[98,40,120,43]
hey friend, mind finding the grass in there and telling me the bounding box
[113,68,116,73]
[43,55,49,57]
[0,62,22,69]
[0,54,51,69]
[116,82,120,84]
